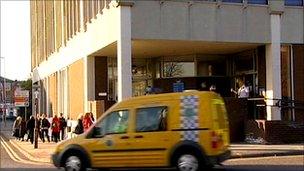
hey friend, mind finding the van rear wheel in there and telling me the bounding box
[176,154,199,171]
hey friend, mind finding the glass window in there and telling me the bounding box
[136,107,168,132]
[222,0,243,3]
[248,0,268,5]
[94,110,129,137]
[235,53,255,72]
[285,0,303,6]
[163,62,195,78]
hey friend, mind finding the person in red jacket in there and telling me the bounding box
[82,112,93,132]
[52,115,60,143]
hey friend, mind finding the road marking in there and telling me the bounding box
[227,155,304,162]
[9,138,51,163]
[0,136,51,166]
[1,139,20,163]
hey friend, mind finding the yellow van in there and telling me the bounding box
[52,91,230,171]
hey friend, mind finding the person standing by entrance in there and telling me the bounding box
[231,79,250,98]
[59,113,67,141]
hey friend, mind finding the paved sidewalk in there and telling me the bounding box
[230,143,304,159]
[1,120,303,164]
[0,120,57,163]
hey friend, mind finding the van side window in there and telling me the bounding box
[136,106,167,132]
[94,110,129,137]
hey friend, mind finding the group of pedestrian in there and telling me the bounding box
[12,113,67,144]
[73,112,94,135]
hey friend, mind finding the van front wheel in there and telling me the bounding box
[64,154,85,171]
[176,154,199,171]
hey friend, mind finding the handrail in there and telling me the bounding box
[247,97,304,110]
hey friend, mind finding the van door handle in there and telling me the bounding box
[134,135,143,138]
[120,136,129,139]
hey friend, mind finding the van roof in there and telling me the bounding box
[114,91,220,109]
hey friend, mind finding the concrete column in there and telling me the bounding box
[265,14,282,120]
[117,2,133,102]
[84,56,95,113]
[79,0,85,32]
[84,57,88,112]
[46,77,49,117]
[63,68,69,118]
[61,0,65,46]
[87,56,95,102]
[57,71,61,114]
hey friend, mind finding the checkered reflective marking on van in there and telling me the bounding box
[181,116,199,129]
[181,130,199,142]
[180,95,199,142]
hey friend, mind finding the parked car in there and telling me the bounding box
[52,91,230,171]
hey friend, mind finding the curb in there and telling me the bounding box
[230,151,304,159]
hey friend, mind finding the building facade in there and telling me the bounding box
[31,0,304,124]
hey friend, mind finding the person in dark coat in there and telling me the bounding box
[59,113,67,141]
[36,114,43,141]
[19,117,27,141]
[40,114,50,143]
[26,116,35,144]
[74,114,84,135]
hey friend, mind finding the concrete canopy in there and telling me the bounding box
[92,40,261,58]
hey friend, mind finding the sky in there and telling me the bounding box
[0,0,31,81]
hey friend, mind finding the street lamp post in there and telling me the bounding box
[34,88,39,149]
[0,57,6,126]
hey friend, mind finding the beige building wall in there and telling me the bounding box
[30,1,303,122]
[48,73,57,116]
[131,1,303,44]
[68,59,84,120]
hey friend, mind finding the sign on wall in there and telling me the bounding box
[14,90,29,107]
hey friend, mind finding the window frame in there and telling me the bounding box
[135,106,168,133]
[91,109,129,138]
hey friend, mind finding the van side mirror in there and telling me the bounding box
[93,126,104,138]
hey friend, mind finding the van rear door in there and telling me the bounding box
[211,99,230,151]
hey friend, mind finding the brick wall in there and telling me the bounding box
[246,120,304,144]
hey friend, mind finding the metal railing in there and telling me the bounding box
[247,97,304,110]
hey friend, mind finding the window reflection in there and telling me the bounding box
[136,107,167,132]
[285,0,303,6]
[94,110,129,137]
[163,62,195,78]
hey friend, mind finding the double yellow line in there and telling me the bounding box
[0,136,49,165]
